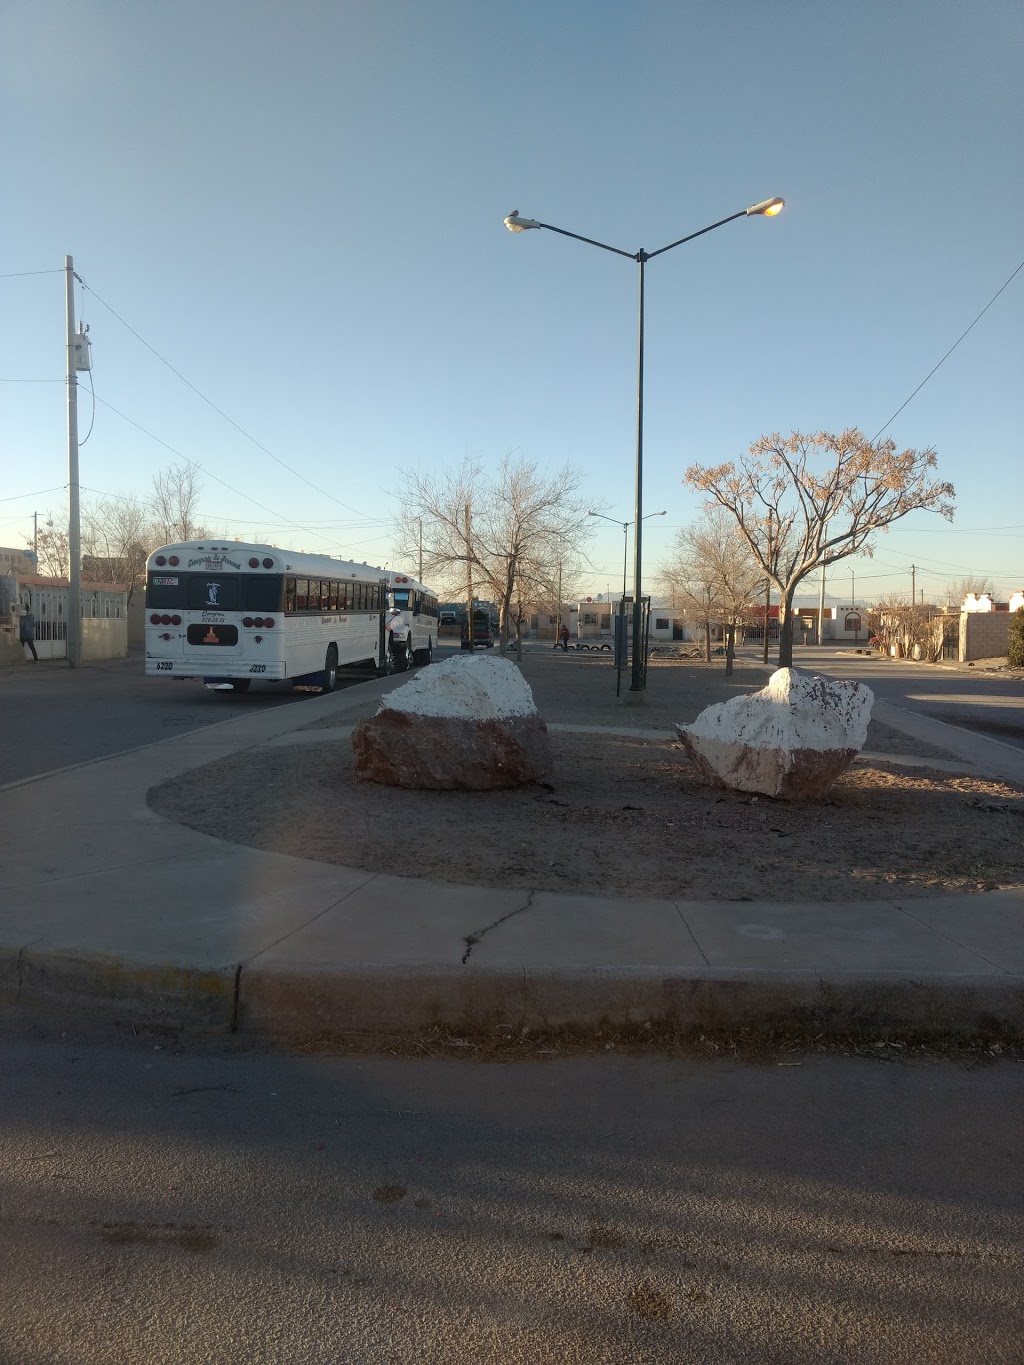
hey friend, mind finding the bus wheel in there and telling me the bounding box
[401,638,414,671]
[229,679,251,693]
[378,638,397,677]
[322,645,339,693]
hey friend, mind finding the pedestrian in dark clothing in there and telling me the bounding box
[559,623,570,652]
[19,605,38,661]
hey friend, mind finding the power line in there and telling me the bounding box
[0,269,63,280]
[0,486,65,503]
[91,394,347,552]
[0,377,63,383]
[77,483,387,532]
[79,278,375,520]
[872,257,1024,441]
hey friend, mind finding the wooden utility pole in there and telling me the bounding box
[418,518,423,582]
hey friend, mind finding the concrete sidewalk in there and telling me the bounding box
[2,667,1022,1042]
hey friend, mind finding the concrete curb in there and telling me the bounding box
[236,963,1024,1042]
[4,942,1021,1042]
[2,944,238,1032]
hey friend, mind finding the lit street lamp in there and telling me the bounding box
[505,197,784,698]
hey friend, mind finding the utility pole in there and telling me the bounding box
[33,511,38,564]
[850,567,857,642]
[418,518,423,583]
[65,255,82,668]
[911,564,916,608]
[464,503,473,649]
[556,560,563,640]
[817,560,826,647]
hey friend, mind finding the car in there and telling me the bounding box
[461,610,495,649]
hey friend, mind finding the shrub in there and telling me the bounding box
[1009,606,1024,668]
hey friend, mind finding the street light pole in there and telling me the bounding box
[631,254,646,695]
[588,507,665,610]
[588,508,665,696]
[506,197,784,698]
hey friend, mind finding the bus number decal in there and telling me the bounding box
[249,664,267,673]
[156,661,173,670]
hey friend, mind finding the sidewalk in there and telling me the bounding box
[2,659,1022,1043]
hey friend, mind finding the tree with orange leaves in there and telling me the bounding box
[685,429,955,668]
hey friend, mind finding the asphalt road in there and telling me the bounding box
[3,643,1021,789]
[805,648,1024,751]
[0,648,454,788]
[0,1016,1020,1364]
[726,645,1024,751]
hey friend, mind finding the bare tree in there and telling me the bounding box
[392,455,593,646]
[149,464,209,545]
[82,494,150,603]
[868,595,942,662]
[661,509,763,661]
[686,429,955,668]
[945,576,994,609]
[31,516,70,579]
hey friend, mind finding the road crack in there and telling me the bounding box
[462,891,536,964]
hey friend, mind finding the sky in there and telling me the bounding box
[1,0,1022,607]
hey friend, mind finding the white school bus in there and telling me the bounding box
[384,571,439,670]
[144,541,397,691]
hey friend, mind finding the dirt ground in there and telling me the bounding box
[149,727,1024,902]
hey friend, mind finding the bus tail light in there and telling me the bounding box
[242,617,254,628]
[263,617,275,628]
[171,615,181,626]
[248,557,260,568]
[168,555,179,566]
[154,556,166,566]
[252,617,265,628]
[150,614,161,625]
[262,558,274,568]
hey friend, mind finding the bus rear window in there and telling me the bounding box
[146,573,185,608]
[147,572,284,612]
[186,575,241,610]
[243,575,283,612]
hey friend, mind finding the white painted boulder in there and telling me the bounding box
[675,667,874,800]
[352,654,553,790]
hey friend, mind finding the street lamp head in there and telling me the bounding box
[746,197,785,217]
[504,211,541,232]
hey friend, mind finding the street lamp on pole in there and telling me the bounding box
[587,509,666,604]
[505,197,784,698]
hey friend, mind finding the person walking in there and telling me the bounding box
[19,603,38,661]
[559,622,570,652]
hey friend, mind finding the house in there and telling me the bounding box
[2,574,128,663]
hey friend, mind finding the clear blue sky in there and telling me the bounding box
[2,0,1021,605]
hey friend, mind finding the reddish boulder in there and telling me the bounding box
[351,654,552,790]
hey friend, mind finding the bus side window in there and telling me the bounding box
[285,578,297,612]
[295,579,308,611]
[412,593,421,616]
[327,580,338,612]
